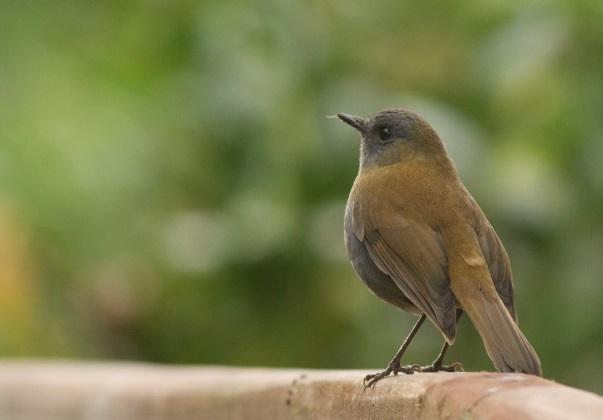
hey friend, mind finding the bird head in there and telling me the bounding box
[336,109,447,168]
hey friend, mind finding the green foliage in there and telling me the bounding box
[0,0,601,392]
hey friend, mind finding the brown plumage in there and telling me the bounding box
[337,109,541,387]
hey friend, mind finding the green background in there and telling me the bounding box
[0,0,601,393]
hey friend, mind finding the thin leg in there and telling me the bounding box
[413,310,464,373]
[433,341,452,367]
[413,341,462,372]
[363,314,426,389]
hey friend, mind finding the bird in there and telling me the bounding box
[336,108,542,388]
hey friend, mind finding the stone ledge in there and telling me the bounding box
[0,361,600,419]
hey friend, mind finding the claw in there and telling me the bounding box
[413,361,463,373]
[363,364,415,389]
[448,362,464,372]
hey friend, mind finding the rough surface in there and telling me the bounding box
[0,361,601,419]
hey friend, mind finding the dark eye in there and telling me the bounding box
[378,126,392,141]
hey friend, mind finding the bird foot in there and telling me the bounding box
[363,363,417,389]
[412,361,463,373]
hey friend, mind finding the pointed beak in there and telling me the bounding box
[336,113,366,134]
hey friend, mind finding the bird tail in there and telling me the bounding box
[456,286,542,376]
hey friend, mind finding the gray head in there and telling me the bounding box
[336,109,446,168]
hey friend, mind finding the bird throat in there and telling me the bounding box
[360,139,415,169]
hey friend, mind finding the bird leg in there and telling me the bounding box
[364,314,426,389]
[412,341,463,372]
[413,309,464,373]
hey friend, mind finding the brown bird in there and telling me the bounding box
[337,109,542,387]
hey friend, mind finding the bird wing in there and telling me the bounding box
[353,202,457,343]
[478,224,516,320]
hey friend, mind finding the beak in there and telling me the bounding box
[336,113,366,134]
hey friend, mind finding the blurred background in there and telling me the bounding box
[0,0,602,393]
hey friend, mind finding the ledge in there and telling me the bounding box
[0,361,600,419]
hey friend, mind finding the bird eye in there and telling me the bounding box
[378,126,392,141]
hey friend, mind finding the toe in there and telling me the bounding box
[449,362,464,372]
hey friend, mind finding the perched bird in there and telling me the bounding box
[336,109,542,387]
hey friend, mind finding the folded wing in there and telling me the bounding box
[478,223,516,320]
[354,203,457,343]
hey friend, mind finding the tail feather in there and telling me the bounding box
[460,287,542,376]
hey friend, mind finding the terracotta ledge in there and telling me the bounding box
[0,361,601,419]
